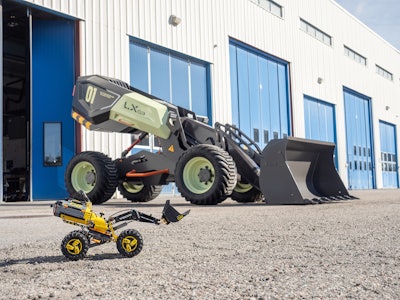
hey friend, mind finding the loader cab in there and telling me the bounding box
[1,1,77,201]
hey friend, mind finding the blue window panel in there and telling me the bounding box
[129,39,211,195]
[258,57,271,144]
[278,64,289,137]
[304,99,320,140]
[191,62,208,117]
[304,100,312,139]
[324,105,335,142]
[236,47,251,136]
[344,92,354,185]
[129,43,148,92]
[229,44,239,126]
[268,61,280,140]
[229,40,291,147]
[171,56,190,109]
[130,39,210,120]
[320,105,329,141]
[304,96,337,168]
[150,48,170,101]
[344,88,374,189]
[247,52,261,143]
[379,121,399,188]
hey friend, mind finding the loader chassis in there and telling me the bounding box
[65,75,352,205]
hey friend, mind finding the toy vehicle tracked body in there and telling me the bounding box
[65,75,353,205]
[52,192,189,260]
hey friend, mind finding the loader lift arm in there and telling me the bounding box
[110,200,190,225]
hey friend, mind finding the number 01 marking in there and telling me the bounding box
[85,86,97,104]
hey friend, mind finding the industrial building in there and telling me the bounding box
[1,0,399,201]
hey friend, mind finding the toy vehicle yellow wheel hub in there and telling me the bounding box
[121,236,138,252]
[66,239,83,254]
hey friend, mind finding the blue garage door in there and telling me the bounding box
[379,121,398,188]
[129,38,211,194]
[229,40,290,147]
[344,88,374,189]
[31,20,75,199]
[129,39,210,118]
[304,96,337,168]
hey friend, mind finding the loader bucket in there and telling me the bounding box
[259,137,351,204]
[161,200,190,224]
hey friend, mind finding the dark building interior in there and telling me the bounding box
[2,1,30,200]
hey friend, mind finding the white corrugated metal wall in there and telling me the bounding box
[23,0,400,189]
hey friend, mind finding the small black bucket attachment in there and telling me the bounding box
[259,137,352,204]
[161,200,190,224]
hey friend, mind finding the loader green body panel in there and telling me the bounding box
[109,92,171,139]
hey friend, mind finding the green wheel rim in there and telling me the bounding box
[183,157,215,194]
[65,238,83,255]
[122,182,144,194]
[122,236,138,253]
[71,161,97,193]
[234,181,253,193]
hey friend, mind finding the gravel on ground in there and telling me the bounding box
[0,190,399,300]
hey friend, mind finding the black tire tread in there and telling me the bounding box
[231,186,263,203]
[116,229,144,258]
[175,144,237,205]
[117,183,162,202]
[61,230,89,261]
[64,151,118,204]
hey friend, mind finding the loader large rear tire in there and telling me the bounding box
[175,144,237,205]
[65,151,118,204]
[117,182,162,202]
[231,181,263,203]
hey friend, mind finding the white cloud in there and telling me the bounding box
[335,0,400,49]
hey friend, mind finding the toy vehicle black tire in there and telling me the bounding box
[65,151,118,204]
[61,230,89,261]
[117,183,162,202]
[175,144,237,205]
[231,180,263,203]
[116,229,144,258]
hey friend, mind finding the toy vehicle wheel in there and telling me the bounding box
[117,182,162,202]
[116,229,143,258]
[231,180,263,203]
[65,151,118,204]
[175,144,237,205]
[61,230,89,261]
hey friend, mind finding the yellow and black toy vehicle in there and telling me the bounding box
[52,191,189,260]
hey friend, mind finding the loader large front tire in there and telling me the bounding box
[175,144,237,205]
[117,182,162,202]
[65,151,118,204]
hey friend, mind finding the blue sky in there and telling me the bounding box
[335,0,400,50]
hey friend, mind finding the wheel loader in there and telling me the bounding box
[65,75,353,205]
[52,191,189,260]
